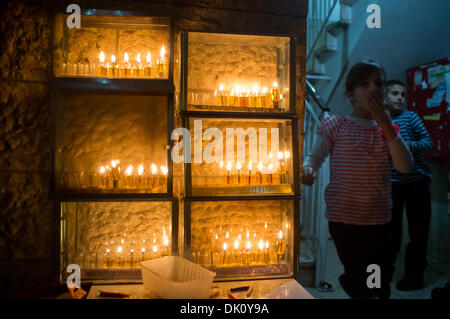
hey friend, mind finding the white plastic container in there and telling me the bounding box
[141,256,216,299]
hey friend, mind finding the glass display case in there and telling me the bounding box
[60,201,176,281]
[186,118,294,196]
[187,200,293,279]
[53,90,169,195]
[53,13,170,79]
[185,32,290,112]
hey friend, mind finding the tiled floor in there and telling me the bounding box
[305,239,450,299]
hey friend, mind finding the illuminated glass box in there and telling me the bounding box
[60,201,174,281]
[185,32,290,112]
[53,14,170,79]
[187,200,294,280]
[53,90,169,194]
[184,118,294,196]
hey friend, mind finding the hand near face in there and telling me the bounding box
[367,93,391,125]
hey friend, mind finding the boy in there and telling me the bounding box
[385,80,433,291]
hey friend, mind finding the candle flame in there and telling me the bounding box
[136,53,141,64]
[278,151,284,160]
[234,240,239,250]
[238,234,242,240]
[146,52,152,65]
[161,165,168,176]
[266,240,269,249]
[269,163,273,172]
[111,54,116,64]
[160,45,166,59]
[106,248,110,253]
[153,245,158,253]
[118,246,122,254]
[258,162,263,171]
[279,230,283,239]
[253,83,259,95]
[246,230,250,238]
[163,236,169,247]
[226,232,229,239]
[215,234,218,240]
[99,51,105,63]
[246,241,251,250]
[259,239,264,250]
[100,166,106,174]
[141,247,145,253]
[262,87,268,94]
[126,165,133,176]
[138,164,144,176]
[273,81,278,88]
[151,164,157,175]
[236,162,242,170]
[220,161,224,169]
[131,249,134,253]
[124,52,129,65]
[227,161,232,171]
[111,160,120,168]
[223,243,228,251]
[285,150,291,159]
[219,84,224,92]
[248,162,252,171]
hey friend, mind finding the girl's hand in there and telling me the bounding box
[302,166,316,186]
[367,93,390,125]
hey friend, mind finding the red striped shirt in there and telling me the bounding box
[317,115,392,225]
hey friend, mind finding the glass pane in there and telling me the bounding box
[186,118,293,196]
[60,201,172,282]
[53,14,170,79]
[189,200,293,279]
[54,91,168,194]
[187,32,290,112]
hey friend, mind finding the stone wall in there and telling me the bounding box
[0,0,54,294]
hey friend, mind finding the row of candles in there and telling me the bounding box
[74,229,171,269]
[220,150,290,185]
[65,160,168,190]
[60,46,168,78]
[192,228,287,267]
[188,82,284,109]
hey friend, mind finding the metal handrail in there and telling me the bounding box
[306,79,330,113]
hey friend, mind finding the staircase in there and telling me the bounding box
[300,0,365,288]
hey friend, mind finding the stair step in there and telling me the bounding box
[314,33,337,62]
[306,74,331,81]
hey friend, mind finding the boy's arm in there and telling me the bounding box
[408,113,433,154]
[387,135,414,173]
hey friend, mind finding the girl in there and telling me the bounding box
[302,60,413,299]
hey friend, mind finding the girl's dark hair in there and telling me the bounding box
[345,59,386,93]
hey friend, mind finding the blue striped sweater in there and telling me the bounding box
[390,111,433,183]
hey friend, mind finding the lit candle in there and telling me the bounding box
[258,239,264,264]
[265,240,270,264]
[111,160,120,188]
[141,247,146,261]
[105,248,110,268]
[137,164,144,188]
[130,249,134,268]
[117,246,122,268]
[158,44,167,78]
[217,84,225,106]
[268,163,273,184]
[271,81,281,109]
[150,164,157,188]
[152,245,158,258]
[135,53,143,77]
[223,242,228,266]
[145,52,154,77]
[160,165,168,191]
[111,54,119,77]
[248,162,252,185]
[236,161,242,184]
[226,161,232,185]
[125,165,133,188]
[257,161,263,184]
[121,52,130,77]
[99,166,106,188]
[239,87,249,107]
[96,51,107,77]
